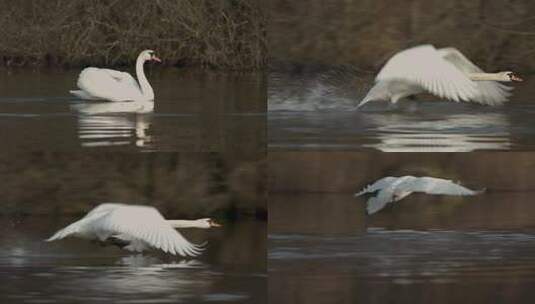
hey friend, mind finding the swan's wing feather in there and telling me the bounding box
[99,69,140,90]
[366,187,396,215]
[76,68,142,102]
[355,177,398,196]
[376,45,478,102]
[438,48,512,105]
[45,203,123,241]
[469,81,512,105]
[438,48,483,74]
[402,177,483,196]
[95,205,204,257]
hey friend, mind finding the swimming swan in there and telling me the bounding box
[46,203,221,256]
[70,50,161,102]
[355,176,484,214]
[357,45,522,108]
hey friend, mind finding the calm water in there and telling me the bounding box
[268,69,535,152]
[269,193,535,304]
[0,68,265,153]
[0,217,266,304]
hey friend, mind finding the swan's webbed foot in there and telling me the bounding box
[106,236,130,249]
[92,237,130,249]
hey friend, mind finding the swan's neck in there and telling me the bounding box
[167,220,206,229]
[136,56,154,100]
[468,73,504,81]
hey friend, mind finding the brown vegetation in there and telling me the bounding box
[0,0,266,70]
[269,0,535,73]
[0,152,266,219]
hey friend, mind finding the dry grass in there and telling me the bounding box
[269,0,535,73]
[0,0,266,70]
[0,152,266,218]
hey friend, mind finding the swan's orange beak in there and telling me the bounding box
[152,56,162,63]
[511,74,523,82]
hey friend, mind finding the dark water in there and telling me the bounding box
[268,70,535,152]
[0,217,266,304]
[0,69,265,153]
[269,192,535,304]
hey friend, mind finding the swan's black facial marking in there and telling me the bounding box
[508,72,523,82]
[146,50,161,63]
[208,219,222,227]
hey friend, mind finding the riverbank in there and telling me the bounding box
[0,0,266,70]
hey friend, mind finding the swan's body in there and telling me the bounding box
[46,203,220,256]
[70,50,161,102]
[358,45,522,108]
[355,176,483,214]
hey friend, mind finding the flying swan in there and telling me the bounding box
[357,45,523,108]
[70,50,161,102]
[355,176,484,215]
[46,203,221,257]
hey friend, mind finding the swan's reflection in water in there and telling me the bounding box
[362,112,511,152]
[71,101,154,148]
[117,255,206,269]
[269,109,513,152]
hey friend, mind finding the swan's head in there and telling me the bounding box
[501,71,523,82]
[140,50,162,63]
[196,218,222,228]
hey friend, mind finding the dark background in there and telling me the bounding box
[269,0,535,73]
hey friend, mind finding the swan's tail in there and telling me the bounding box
[69,90,100,100]
[356,81,389,109]
[45,223,80,242]
[355,184,374,197]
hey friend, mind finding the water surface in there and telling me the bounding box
[269,193,535,304]
[0,68,265,153]
[0,217,266,304]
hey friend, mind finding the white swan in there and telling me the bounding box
[355,176,484,215]
[358,45,523,108]
[70,50,161,102]
[46,203,221,256]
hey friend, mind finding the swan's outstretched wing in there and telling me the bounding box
[373,45,478,102]
[76,68,143,102]
[359,176,483,214]
[46,203,124,241]
[438,48,512,105]
[366,186,397,215]
[401,176,483,196]
[93,205,204,257]
[355,177,399,196]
